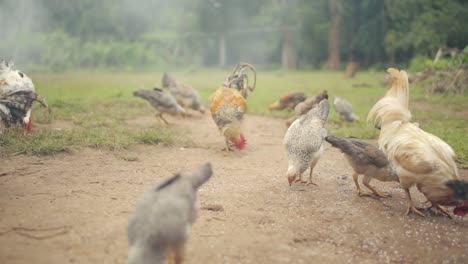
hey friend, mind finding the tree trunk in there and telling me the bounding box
[327,0,340,70]
[219,33,226,67]
[281,27,297,70]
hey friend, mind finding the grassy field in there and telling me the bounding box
[1,69,467,167]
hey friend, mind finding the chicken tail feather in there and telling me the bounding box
[367,68,411,126]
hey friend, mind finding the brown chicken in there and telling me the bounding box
[325,135,399,197]
[268,92,306,112]
[368,68,463,217]
[285,90,328,126]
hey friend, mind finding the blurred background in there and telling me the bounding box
[1,0,467,72]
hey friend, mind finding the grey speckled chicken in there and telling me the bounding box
[162,73,205,114]
[127,163,213,264]
[284,99,329,186]
[325,135,399,198]
[133,88,186,125]
[333,96,360,124]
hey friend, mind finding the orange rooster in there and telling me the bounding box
[210,63,256,151]
[368,68,466,217]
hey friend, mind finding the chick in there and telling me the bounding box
[325,135,399,197]
[284,99,329,186]
[127,163,213,264]
[333,96,360,124]
[133,88,186,125]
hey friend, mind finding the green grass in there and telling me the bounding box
[1,69,466,167]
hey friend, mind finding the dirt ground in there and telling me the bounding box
[0,113,467,264]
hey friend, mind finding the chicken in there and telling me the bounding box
[133,88,186,125]
[161,73,205,114]
[210,87,247,151]
[368,68,462,217]
[285,90,328,126]
[0,90,49,134]
[0,60,48,133]
[325,135,399,197]
[445,180,468,216]
[222,63,256,99]
[268,92,306,112]
[333,96,360,124]
[127,163,213,264]
[284,99,329,186]
[210,63,256,151]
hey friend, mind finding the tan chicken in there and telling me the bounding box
[368,68,463,217]
[210,63,256,151]
[127,163,213,264]
[285,90,328,127]
[325,135,399,197]
[284,99,329,186]
[161,73,205,114]
[268,92,306,112]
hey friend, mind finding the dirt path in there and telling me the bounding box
[0,113,467,264]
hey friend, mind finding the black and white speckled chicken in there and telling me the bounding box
[127,163,213,264]
[284,99,329,186]
[0,61,48,134]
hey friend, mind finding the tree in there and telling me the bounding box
[327,0,340,70]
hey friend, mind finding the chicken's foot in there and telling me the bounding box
[404,188,425,217]
[352,173,371,196]
[363,176,391,198]
[222,140,233,152]
[431,204,452,219]
[305,163,318,186]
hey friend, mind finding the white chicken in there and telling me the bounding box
[368,68,464,217]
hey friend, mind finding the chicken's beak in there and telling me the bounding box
[287,176,295,186]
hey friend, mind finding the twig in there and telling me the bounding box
[0,226,71,240]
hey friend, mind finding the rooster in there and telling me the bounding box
[284,99,329,186]
[368,68,464,217]
[161,73,205,114]
[286,90,328,126]
[325,135,399,197]
[127,163,213,264]
[222,63,256,99]
[133,88,186,125]
[0,60,48,134]
[210,63,256,151]
[268,92,306,112]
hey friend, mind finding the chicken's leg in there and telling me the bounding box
[363,175,390,198]
[403,188,425,217]
[158,114,170,125]
[174,244,185,264]
[352,173,371,196]
[222,139,232,152]
[166,248,175,264]
[304,160,318,186]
